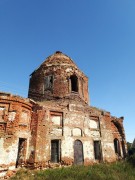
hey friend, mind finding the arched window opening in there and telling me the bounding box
[70,75,78,92]
[114,138,121,156]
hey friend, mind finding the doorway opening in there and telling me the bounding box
[16,138,27,167]
[94,141,101,160]
[74,140,84,165]
[51,140,61,163]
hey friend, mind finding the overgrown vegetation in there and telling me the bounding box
[10,161,135,180]
[9,143,135,180]
[127,144,135,168]
[128,153,135,167]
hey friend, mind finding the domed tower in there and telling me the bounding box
[28,51,89,104]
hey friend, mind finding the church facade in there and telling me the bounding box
[0,51,126,175]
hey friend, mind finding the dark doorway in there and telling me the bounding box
[16,138,27,167]
[114,138,121,156]
[94,141,101,160]
[51,140,60,163]
[70,75,78,92]
[74,140,84,165]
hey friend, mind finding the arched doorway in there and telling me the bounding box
[114,138,121,156]
[74,140,84,165]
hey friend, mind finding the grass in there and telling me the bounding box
[10,161,135,180]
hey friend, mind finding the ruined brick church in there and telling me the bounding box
[0,51,126,173]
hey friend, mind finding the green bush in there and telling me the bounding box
[128,153,135,167]
[128,147,135,156]
[127,147,135,167]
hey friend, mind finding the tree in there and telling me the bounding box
[132,139,135,148]
[127,142,132,151]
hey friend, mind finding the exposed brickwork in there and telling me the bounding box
[28,51,89,104]
[0,51,127,177]
[0,92,33,177]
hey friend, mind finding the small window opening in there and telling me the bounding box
[51,140,61,163]
[44,75,53,90]
[70,75,78,92]
[94,141,101,160]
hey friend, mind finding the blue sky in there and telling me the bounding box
[0,0,135,142]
